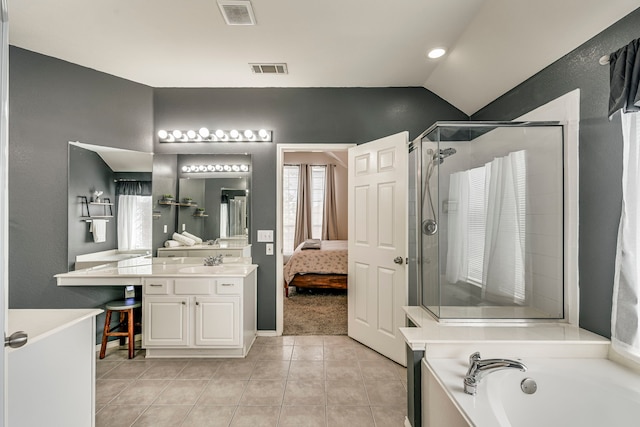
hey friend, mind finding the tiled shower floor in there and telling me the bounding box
[96,335,407,426]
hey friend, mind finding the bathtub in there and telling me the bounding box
[423,356,640,427]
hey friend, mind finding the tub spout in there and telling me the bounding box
[463,351,526,395]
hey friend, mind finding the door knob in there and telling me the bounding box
[5,331,28,348]
[393,256,404,265]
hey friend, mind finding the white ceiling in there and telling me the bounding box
[8,0,640,115]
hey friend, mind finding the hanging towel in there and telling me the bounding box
[90,219,107,243]
[182,231,203,244]
[172,232,196,246]
[164,240,182,248]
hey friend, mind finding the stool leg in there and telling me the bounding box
[118,312,126,346]
[99,310,113,359]
[127,308,135,359]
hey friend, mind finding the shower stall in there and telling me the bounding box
[410,121,565,321]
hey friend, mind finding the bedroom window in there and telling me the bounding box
[282,164,327,255]
[310,166,326,239]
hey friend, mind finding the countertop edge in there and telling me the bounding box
[8,309,103,348]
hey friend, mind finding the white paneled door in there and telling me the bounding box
[348,132,408,366]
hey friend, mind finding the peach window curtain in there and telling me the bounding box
[322,164,339,240]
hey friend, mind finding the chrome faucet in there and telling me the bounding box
[463,351,527,395]
[203,255,224,266]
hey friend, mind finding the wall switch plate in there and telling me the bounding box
[163,225,167,233]
[182,223,186,231]
[266,243,274,255]
[257,230,274,242]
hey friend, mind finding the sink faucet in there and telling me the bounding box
[203,255,224,266]
[463,351,526,395]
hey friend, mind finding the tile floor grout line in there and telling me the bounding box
[96,337,406,426]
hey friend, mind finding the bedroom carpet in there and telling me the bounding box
[283,288,347,335]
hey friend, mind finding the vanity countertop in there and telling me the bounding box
[55,256,257,286]
[158,243,251,250]
[400,306,610,358]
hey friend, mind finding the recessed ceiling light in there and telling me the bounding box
[427,48,446,59]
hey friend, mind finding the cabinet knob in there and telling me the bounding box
[195,301,200,306]
[181,301,186,305]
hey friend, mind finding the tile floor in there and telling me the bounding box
[96,335,408,426]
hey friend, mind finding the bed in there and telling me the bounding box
[283,239,348,297]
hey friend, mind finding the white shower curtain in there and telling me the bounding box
[482,151,527,304]
[117,195,152,251]
[612,112,640,361]
[446,168,484,284]
[445,151,527,304]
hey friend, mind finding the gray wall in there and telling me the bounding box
[8,46,154,343]
[472,8,640,338]
[153,88,468,330]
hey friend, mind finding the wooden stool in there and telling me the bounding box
[99,299,141,359]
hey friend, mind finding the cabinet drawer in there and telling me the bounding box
[157,250,184,258]
[216,278,243,295]
[175,279,213,295]
[145,279,171,295]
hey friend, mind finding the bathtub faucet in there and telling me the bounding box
[203,255,224,266]
[463,351,527,395]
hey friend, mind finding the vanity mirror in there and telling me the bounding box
[176,154,251,243]
[67,142,153,270]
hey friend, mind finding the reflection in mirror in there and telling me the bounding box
[177,154,251,243]
[221,189,248,238]
[68,142,153,270]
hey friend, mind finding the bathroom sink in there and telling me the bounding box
[178,265,249,275]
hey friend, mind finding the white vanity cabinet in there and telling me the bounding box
[195,295,240,346]
[142,271,256,357]
[157,244,252,258]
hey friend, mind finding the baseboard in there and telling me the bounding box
[95,333,142,351]
[256,330,278,337]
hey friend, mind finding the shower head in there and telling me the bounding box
[433,147,457,164]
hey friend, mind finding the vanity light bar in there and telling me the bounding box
[181,164,250,173]
[158,128,272,143]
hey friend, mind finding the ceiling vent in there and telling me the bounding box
[250,63,288,75]
[217,1,256,26]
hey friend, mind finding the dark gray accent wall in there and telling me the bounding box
[68,145,117,270]
[471,8,640,338]
[8,46,154,325]
[153,88,468,330]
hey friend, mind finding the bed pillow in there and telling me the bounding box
[301,239,321,250]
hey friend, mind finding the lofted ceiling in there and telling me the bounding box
[8,0,640,115]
